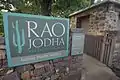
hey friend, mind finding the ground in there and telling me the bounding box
[81,54,120,80]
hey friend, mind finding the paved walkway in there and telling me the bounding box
[82,54,119,80]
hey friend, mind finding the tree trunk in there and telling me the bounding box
[91,0,94,5]
[40,0,52,16]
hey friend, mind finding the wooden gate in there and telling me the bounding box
[101,33,116,66]
[84,35,103,61]
[84,33,116,67]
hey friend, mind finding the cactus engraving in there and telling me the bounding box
[12,20,25,54]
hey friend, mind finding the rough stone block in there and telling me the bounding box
[51,74,59,80]
[33,67,45,77]
[0,45,5,50]
[0,59,8,68]
[44,64,54,73]
[45,77,51,80]
[6,69,14,74]
[0,76,4,80]
[0,37,5,45]
[0,68,9,76]
[34,61,49,69]
[15,65,34,73]
[2,72,20,80]
[21,71,30,80]
[52,58,63,63]
[31,76,42,80]
[0,50,5,59]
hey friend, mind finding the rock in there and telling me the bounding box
[1,59,8,68]
[34,62,45,69]
[0,68,9,76]
[33,67,45,77]
[34,61,50,69]
[0,37,4,45]
[2,72,20,80]
[32,76,42,80]
[6,69,14,74]
[15,65,34,73]
[21,71,30,80]
[0,50,5,59]
[51,74,59,80]
[0,45,5,50]
[0,76,4,80]
[52,58,63,63]
[66,67,69,73]
[45,77,50,80]
[44,64,54,73]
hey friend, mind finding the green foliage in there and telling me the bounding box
[0,12,4,35]
[52,0,90,17]
[4,0,90,17]
[0,0,91,34]
[9,0,41,14]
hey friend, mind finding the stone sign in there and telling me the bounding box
[71,28,84,55]
[3,12,69,67]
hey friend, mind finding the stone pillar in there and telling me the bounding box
[70,16,77,30]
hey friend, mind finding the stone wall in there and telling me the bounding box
[88,6,107,35]
[87,3,120,67]
[109,3,120,70]
[70,2,120,36]
[0,37,83,80]
[88,3,120,35]
[70,4,108,35]
[70,2,120,73]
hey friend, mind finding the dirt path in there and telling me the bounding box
[82,54,119,80]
